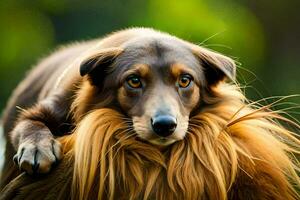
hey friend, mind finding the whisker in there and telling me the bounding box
[198,30,227,46]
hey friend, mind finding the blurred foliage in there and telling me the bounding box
[132,0,265,66]
[0,0,299,119]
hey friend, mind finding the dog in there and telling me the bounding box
[1,27,300,199]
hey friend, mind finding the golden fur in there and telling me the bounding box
[59,82,300,200]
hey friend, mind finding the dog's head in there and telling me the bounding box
[79,29,236,146]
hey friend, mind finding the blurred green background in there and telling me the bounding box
[0,0,299,118]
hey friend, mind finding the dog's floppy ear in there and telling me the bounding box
[191,45,236,85]
[80,47,123,85]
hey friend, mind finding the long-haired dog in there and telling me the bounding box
[1,28,300,200]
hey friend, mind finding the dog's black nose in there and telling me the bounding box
[151,115,177,137]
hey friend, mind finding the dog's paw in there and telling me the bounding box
[13,138,62,175]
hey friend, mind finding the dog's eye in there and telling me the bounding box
[178,74,192,88]
[126,75,142,88]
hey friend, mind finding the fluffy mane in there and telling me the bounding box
[59,83,300,200]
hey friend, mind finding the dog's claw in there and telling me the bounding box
[13,154,18,165]
[32,163,40,175]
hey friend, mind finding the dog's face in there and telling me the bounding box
[114,37,203,146]
[80,32,235,146]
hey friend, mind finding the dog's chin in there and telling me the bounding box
[148,138,177,146]
[136,133,184,146]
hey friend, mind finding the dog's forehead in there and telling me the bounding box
[117,36,200,71]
